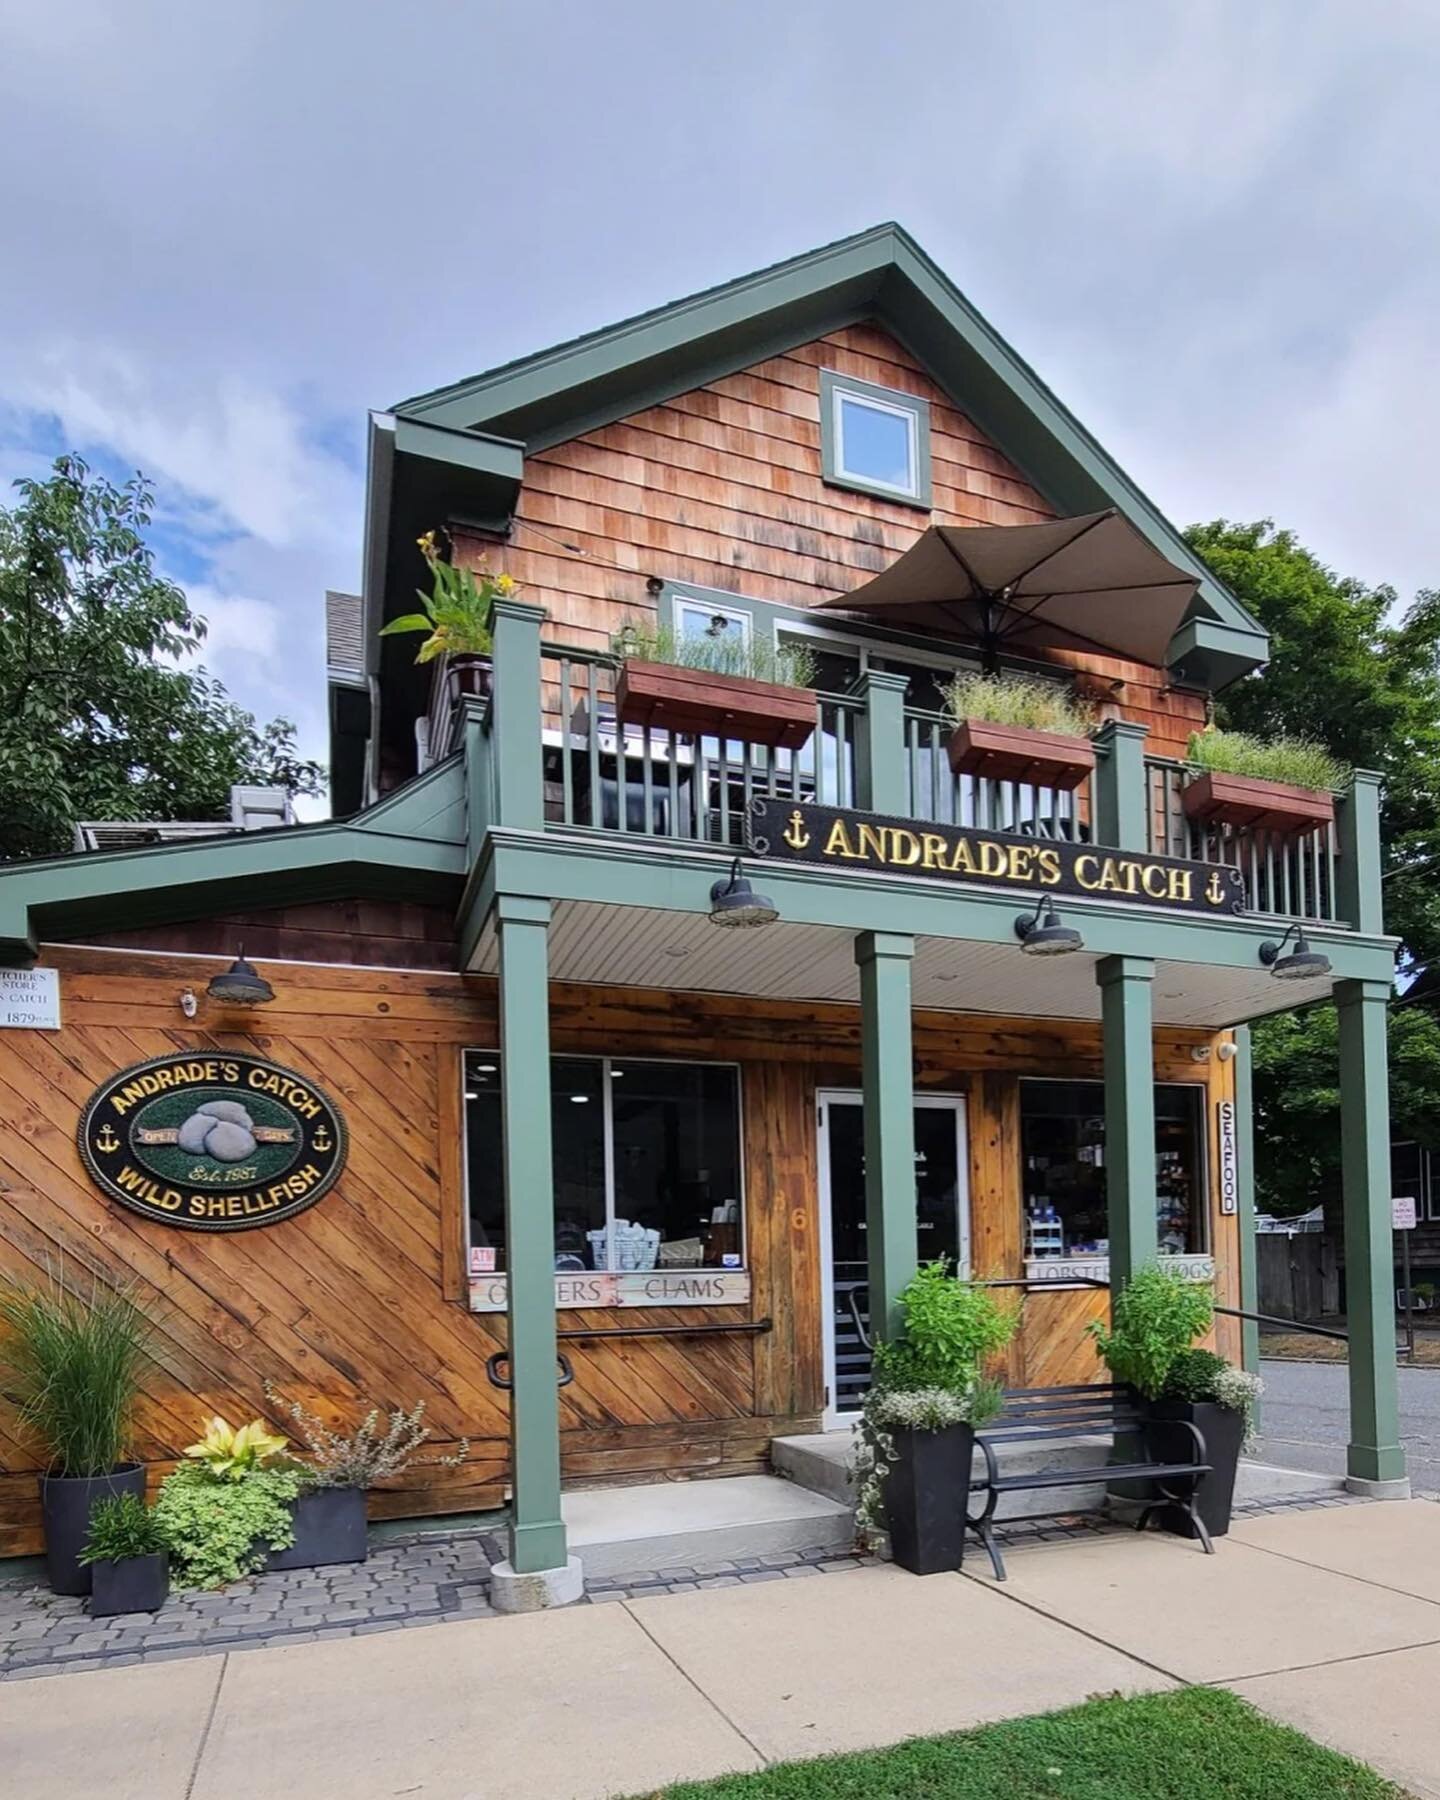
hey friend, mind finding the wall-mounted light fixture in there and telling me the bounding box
[1216,1041,1238,1063]
[178,988,199,1019]
[708,858,779,928]
[205,946,276,1007]
[1013,895,1083,956]
[1258,925,1331,982]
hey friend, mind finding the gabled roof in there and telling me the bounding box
[390,222,1264,650]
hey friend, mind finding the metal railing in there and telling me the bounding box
[904,707,1091,840]
[538,647,857,848]
[1145,757,1340,924]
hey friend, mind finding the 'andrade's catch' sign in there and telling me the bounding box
[79,1053,347,1232]
[747,799,1245,917]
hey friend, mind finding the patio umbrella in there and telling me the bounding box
[816,509,1199,672]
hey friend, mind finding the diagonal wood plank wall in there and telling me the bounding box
[0,943,1235,1555]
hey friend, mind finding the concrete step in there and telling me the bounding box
[772,1429,1108,1521]
[486,1475,854,1580]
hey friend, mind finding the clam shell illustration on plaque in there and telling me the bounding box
[79,1053,346,1232]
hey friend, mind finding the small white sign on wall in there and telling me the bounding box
[1393,1195,1418,1231]
[1217,1098,1239,1217]
[0,967,60,1030]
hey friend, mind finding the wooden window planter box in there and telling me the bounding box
[947,720,1095,791]
[1180,770,1334,835]
[614,661,816,751]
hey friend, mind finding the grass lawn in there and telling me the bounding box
[634,1688,1408,1799]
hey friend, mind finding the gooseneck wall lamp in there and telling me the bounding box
[708,858,779,928]
[1258,924,1332,982]
[1013,895,1084,956]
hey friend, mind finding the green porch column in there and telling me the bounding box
[1234,1026,1261,1377]
[1335,772,1384,935]
[490,598,547,832]
[1336,977,1408,1493]
[855,930,918,1340]
[1097,954,1158,1290]
[495,892,575,1595]
[1092,719,1150,852]
[850,670,909,815]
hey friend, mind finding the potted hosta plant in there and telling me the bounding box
[1180,729,1346,835]
[0,1271,151,1596]
[153,1416,301,1588]
[262,1383,469,1570]
[379,529,513,703]
[1087,1265,1256,1537]
[80,1490,170,1616]
[941,673,1097,790]
[611,621,818,750]
[854,1261,1019,1576]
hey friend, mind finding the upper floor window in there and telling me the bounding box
[820,369,932,509]
[674,595,751,651]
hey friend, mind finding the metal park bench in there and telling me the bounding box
[968,1382,1214,1580]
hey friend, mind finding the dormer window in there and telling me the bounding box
[820,370,931,508]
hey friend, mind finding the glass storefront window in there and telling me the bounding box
[1019,1079,1207,1259]
[464,1053,744,1273]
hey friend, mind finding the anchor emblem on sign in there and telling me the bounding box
[1205,870,1226,907]
[782,808,811,850]
[95,1122,120,1154]
[312,1123,333,1153]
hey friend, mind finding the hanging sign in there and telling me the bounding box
[78,1053,347,1232]
[746,799,1245,917]
[469,1270,752,1312]
[0,967,60,1030]
[1217,1098,1239,1216]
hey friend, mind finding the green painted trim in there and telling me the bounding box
[1168,617,1271,694]
[855,930,918,1339]
[818,367,932,509]
[490,601,546,832]
[392,416,525,483]
[389,222,1264,662]
[850,670,910,814]
[1093,720,1150,852]
[1336,772,1385,937]
[496,898,568,1572]
[1335,978,1406,1484]
[475,830,1397,989]
[1234,1026,1261,1379]
[1097,955,1159,1287]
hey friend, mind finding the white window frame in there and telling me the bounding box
[833,386,921,498]
[819,367,932,508]
[673,595,753,648]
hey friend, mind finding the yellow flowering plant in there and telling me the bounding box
[378,530,514,664]
[182,1415,290,1482]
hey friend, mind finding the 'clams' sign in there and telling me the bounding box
[79,1053,346,1232]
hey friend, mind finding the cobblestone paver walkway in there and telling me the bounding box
[0,1485,1362,1681]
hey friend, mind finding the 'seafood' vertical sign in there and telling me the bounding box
[1217,1098,1239,1217]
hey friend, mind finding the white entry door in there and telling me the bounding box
[816,1090,970,1428]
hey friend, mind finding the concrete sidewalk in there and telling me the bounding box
[4,1500,1440,1800]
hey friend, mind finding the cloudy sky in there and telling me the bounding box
[3,2,1436,812]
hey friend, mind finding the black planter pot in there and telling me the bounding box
[264,1486,368,1572]
[40,1465,146,1597]
[89,1551,169,1617]
[884,1423,974,1575]
[1143,1399,1246,1538]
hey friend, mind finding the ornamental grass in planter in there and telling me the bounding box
[261,1383,469,1571]
[941,673,1097,791]
[854,1261,1019,1575]
[1181,730,1347,835]
[80,1490,170,1616]
[1087,1265,1260,1538]
[611,622,818,750]
[0,1271,152,1596]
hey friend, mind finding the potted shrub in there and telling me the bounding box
[1180,730,1347,835]
[80,1490,170,1616]
[153,1416,302,1588]
[611,622,818,750]
[1087,1265,1255,1537]
[262,1383,469,1571]
[941,673,1097,790]
[0,1272,151,1596]
[853,1261,1019,1575]
[379,528,511,702]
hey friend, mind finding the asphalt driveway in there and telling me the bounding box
[1257,1356,1440,1490]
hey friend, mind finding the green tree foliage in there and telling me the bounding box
[1186,521,1440,1215]
[0,456,324,859]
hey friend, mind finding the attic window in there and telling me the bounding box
[820,369,931,508]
